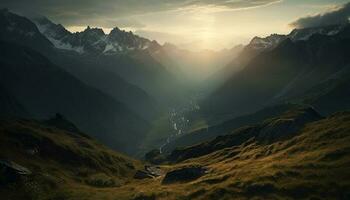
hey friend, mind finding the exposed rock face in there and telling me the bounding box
[134,165,163,179]
[162,165,207,184]
[134,170,154,179]
[34,17,157,55]
[0,160,31,185]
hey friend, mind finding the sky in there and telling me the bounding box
[1,0,349,50]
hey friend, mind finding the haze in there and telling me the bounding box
[1,0,348,50]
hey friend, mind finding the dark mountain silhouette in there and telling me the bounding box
[0,40,149,155]
[0,11,163,120]
[0,7,349,200]
[34,16,156,55]
[0,9,53,53]
[208,24,350,93]
[205,24,350,117]
[33,16,185,105]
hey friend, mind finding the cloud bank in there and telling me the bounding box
[290,2,350,28]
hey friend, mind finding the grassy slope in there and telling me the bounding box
[163,103,296,153]
[1,111,349,200]
[116,111,350,200]
[0,119,142,200]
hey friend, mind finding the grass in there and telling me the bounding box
[0,118,142,200]
[128,111,349,200]
[1,111,350,199]
[138,114,173,155]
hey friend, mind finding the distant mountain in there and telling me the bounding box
[158,43,244,84]
[0,10,174,120]
[289,24,346,41]
[205,23,350,117]
[208,24,350,91]
[0,40,149,155]
[34,16,158,55]
[247,34,287,51]
[0,9,53,52]
[292,73,350,115]
[247,24,348,52]
[33,16,185,105]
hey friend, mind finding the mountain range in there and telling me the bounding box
[205,23,350,118]
[0,8,350,200]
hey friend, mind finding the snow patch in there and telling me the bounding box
[48,37,84,54]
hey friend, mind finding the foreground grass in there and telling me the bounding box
[1,111,350,199]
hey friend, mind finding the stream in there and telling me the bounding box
[159,94,201,153]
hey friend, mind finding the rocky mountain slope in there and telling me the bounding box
[0,40,149,155]
[34,16,158,55]
[205,23,350,117]
[0,10,166,121]
[208,23,350,93]
[32,15,185,105]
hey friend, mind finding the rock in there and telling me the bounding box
[162,165,207,184]
[0,160,31,185]
[145,165,162,177]
[134,165,163,179]
[133,170,154,179]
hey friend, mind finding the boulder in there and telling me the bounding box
[133,170,154,179]
[145,165,162,177]
[0,160,31,185]
[162,165,206,184]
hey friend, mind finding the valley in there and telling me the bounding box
[1,4,350,200]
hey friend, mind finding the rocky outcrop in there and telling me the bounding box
[0,160,31,185]
[134,165,162,179]
[162,165,207,184]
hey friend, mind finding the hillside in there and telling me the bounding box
[0,10,162,121]
[0,4,349,200]
[161,103,297,154]
[32,15,186,106]
[135,109,350,200]
[0,117,142,200]
[205,24,350,117]
[0,40,149,155]
[2,109,349,200]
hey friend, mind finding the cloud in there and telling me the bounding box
[0,0,280,28]
[290,2,350,28]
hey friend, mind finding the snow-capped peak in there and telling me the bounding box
[248,34,287,50]
[247,24,348,52]
[33,17,156,55]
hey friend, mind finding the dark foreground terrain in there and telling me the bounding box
[1,108,349,200]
